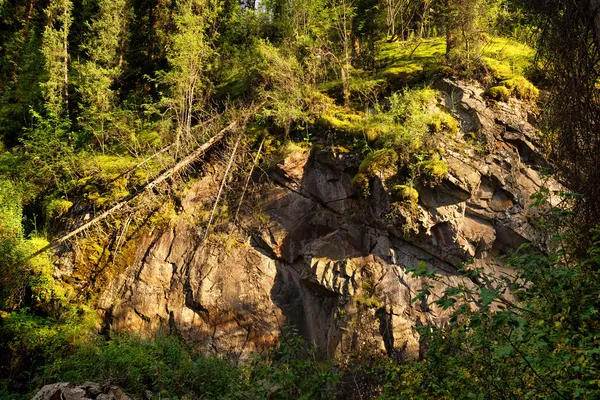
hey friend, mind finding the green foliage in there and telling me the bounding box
[391,184,419,203]
[398,220,600,398]
[74,0,131,152]
[44,198,72,221]
[353,149,398,197]
[45,334,242,398]
[501,76,539,100]
[40,0,73,119]
[374,88,455,152]
[426,111,458,135]
[444,0,501,74]
[485,85,511,101]
[419,154,448,185]
[0,180,26,309]
[248,328,338,399]
[1,327,337,400]
[255,40,330,133]
[0,306,100,397]
[320,105,364,135]
[358,148,399,176]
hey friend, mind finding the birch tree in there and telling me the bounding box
[164,0,220,156]
[332,0,355,106]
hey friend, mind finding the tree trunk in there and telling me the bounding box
[591,0,600,52]
[444,0,454,59]
[63,0,69,119]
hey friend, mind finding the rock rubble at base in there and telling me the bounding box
[31,383,134,400]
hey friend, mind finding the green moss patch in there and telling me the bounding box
[391,184,419,203]
[377,39,447,86]
[320,105,364,134]
[485,85,511,101]
[501,76,539,100]
[482,37,535,79]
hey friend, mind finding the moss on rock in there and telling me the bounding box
[502,76,539,101]
[391,185,419,203]
[486,86,511,102]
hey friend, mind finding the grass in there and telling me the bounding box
[377,39,447,85]
[376,36,536,91]
[481,37,535,79]
[72,154,164,208]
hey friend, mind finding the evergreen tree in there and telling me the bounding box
[75,0,131,152]
[41,0,73,119]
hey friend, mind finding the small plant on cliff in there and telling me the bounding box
[391,185,419,203]
[352,149,399,197]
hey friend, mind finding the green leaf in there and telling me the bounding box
[480,287,498,307]
[494,346,513,357]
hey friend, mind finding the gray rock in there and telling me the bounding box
[31,383,132,400]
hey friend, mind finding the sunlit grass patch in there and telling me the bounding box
[481,37,535,79]
[378,39,446,85]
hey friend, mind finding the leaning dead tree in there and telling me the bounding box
[29,110,257,259]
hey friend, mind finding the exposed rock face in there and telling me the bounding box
[91,79,560,361]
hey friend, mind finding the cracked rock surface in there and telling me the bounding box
[90,79,560,361]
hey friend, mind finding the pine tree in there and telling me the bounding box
[41,0,73,119]
[75,0,131,152]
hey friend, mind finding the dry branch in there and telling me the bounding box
[234,137,265,222]
[202,134,242,242]
[29,118,242,259]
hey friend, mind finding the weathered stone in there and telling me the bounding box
[31,383,133,400]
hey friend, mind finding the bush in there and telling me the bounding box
[399,223,600,399]
[47,334,243,399]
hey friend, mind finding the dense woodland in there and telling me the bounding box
[1,0,600,398]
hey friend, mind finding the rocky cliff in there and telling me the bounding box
[78,79,559,361]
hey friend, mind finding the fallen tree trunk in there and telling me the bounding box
[29,119,241,258]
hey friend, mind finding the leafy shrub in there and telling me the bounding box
[398,220,600,398]
[375,88,456,151]
[1,328,338,400]
[0,180,26,309]
[46,334,243,399]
